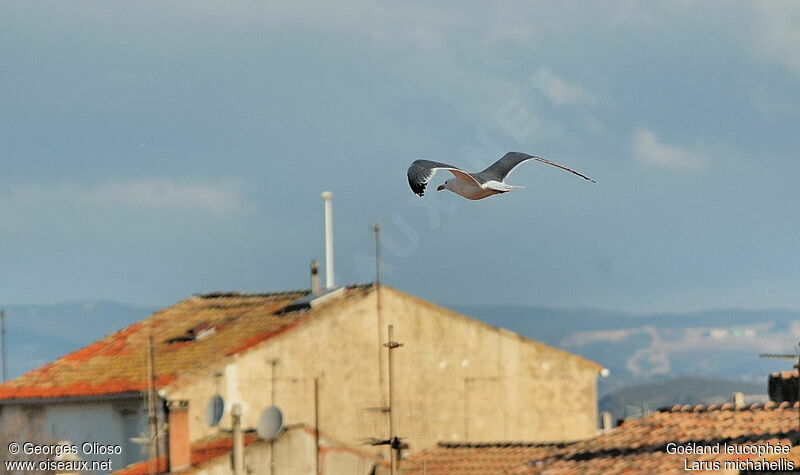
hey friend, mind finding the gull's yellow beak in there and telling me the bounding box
[437,184,446,191]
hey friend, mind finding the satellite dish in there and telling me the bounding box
[257,406,284,440]
[205,394,225,427]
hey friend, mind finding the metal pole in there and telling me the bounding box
[314,377,321,475]
[372,224,382,287]
[384,325,403,475]
[232,403,244,475]
[321,192,334,288]
[269,359,278,475]
[372,224,386,405]
[146,333,157,475]
[388,325,395,475]
[1,309,7,382]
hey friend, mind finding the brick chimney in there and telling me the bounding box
[168,400,191,471]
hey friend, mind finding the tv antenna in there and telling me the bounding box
[759,340,800,428]
[366,325,405,474]
[371,223,387,405]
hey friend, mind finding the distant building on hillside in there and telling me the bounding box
[0,284,601,473]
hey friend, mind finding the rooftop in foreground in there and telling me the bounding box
[401,402,800,474]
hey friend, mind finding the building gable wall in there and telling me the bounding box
[168,287,598,454]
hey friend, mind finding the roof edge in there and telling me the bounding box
[381,285,604,371]
[658,401,800,413]
[0,391,144,405]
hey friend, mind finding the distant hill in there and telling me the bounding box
[451,304,800,395]
[598,376,767,422]
[1,301,155,378]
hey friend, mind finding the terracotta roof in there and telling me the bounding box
[114,431,261,475]
[402,402,800,474]
[0,286,372,401]
[400,442,570,474]
[772,371,798,380]
[0,284,599,402]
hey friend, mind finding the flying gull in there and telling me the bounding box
[407,152,595,200]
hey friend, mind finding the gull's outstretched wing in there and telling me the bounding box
[532,157,596,183]
[407,160,480,197]
[475,152,596,183]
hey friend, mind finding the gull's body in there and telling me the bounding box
[439,177,512,200]
[406,152,594,200]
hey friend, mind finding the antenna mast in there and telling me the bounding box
[372,224,386,404]
[268,358,279,475]
[365,326,409,473]
[384,324,403,474]
[146,333,159,474]
[372,223,382,287]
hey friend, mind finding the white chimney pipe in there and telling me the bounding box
[321,191,334,288]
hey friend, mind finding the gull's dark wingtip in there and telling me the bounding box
[408,177,426,197]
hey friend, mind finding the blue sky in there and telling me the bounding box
[2,1,800,313]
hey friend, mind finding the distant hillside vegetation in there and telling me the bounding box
[4,299,799,400]
[1,301,155,378]
[598,376,767,422]
[452,304,800,396]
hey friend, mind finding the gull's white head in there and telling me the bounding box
[437,180,449,191]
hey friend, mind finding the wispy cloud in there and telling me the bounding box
[532,68,596,106]
[632,127,705,170]
[752,1,800,77]
[0,179,247,217]
[90,180,244,214]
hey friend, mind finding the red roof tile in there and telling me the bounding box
[0,287,372,400]
[401,442,570,474]
[0,284,600,401]
[403,403,800,474]
[773,371,798,380]
[114,432,260,475]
